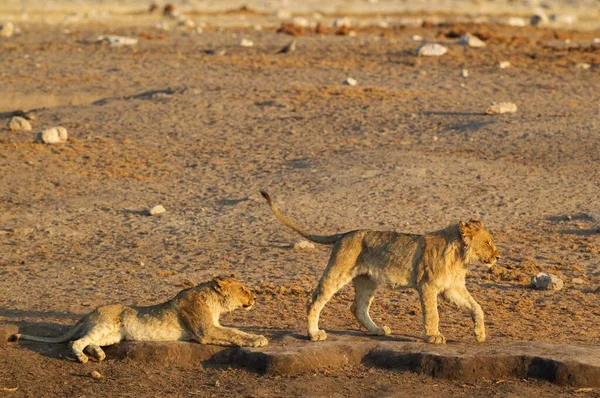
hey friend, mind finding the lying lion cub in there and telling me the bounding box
[11,276,268,363]
[261,191,500,344]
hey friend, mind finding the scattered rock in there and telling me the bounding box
[213,380,221,387]
[277,39,296,54]
[291,17,310,28]
[148,205,166,216]
[38,127,68,144]
[576,63,591,70]
[343,77,358,86]
[0,21,15,38]
[460,33,486,48]
[276,9,292,20]
[291,240,316,251]
[531,272,564,291]
[314,23,328,35]
[571,278,585,285]
[485,102,517,115]
[411,34,423,41]
[205,49,226,56]
[550,14,576,25]
[90,370,102,379]
[530,10,549,26]
[499,61,511,69]
[163,4,175,17]
[97,35,138,46]
[278,22,306,36]
[7,116,32,131]
[417,43,448,56]
[593,38,600,44]
[333,17,351,28]
[155,21,170,31]
[506,17,527,27]
[461,69,469,78]
[238,39,254,48]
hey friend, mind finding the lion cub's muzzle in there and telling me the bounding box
[242,296,256,310]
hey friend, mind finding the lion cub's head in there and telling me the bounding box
[212,276,256,310]
[459,219,500,267]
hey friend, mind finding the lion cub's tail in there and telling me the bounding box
[10,321,83,344]
[260,190,342,245]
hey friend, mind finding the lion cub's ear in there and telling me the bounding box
[459,221,475,245]
[213,277,234,295]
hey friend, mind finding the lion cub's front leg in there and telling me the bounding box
[442,287,486,342]
[418,285,446,344]
[201,326,268,348]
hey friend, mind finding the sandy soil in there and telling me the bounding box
[1,3,600,397]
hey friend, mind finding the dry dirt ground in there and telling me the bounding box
[1,7,600,397]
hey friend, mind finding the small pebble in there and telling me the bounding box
[238,39,254,47]
[576,63,591,70]
[291,240,316,251]
[149,205,166,216]
[461,69,469,78]
[333,17,351,28]
[460,33,485,48]
[0,21,15,38]
[485,102,517,115]
[593,38,600,44]
[277,38,296,54]
[411,34,423,41]
[8,116,32,131]
[97,35,138,46]
[344,77,358,86]
[499,61,511,69]
[291,17,310,28]
[531,272,563,291]
[38,127,68,144]
[571,278,585,285]
[417,43,448,56]
[90,371,102,379]
[506,17,527,27]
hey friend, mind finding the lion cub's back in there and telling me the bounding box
[119,305,190,342]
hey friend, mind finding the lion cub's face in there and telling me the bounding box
[459,219,500,267]
[213,277,256,310]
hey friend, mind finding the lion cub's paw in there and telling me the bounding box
[474,328,486,343]
[309,329,327,342]
[368,326,392,336]
[425,334,446,344]
[248,335,268,347]
[75,354,89,364]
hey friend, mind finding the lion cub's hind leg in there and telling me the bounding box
[351,276,391,336]
[70,325,122,363]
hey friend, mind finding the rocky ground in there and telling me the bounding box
[1,1,600,396]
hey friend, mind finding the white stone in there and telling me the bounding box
[576,63,591,70]
[276,9,292,20]
[97,35,138,46]
[155,21,170,31]
[531,272,564,291]
[550,14,576,25]
[333,17,351,28]
[417,43,448,56]
[291,240,315,251]
[239,39,254,47]
[593,38,600,44]
[291,17,310,28]
[7,116,31,131]
[499,61,511,69]
[461,69,469,78]
[38,127,68,144]
[506,17,527,27]
[485,102,517,115]
[411,34,423,41]
[376,21,389,28]
[460,33,485,48]
[0,21,15,38]
[344,77,357,86]
[149,205,166,216]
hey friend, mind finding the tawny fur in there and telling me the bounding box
[260,190,500,344]
[11,277,268,363]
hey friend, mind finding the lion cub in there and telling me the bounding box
[11,276,268,363]
[261,191,500,344]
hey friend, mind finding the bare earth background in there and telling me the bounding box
[1,0,599,396]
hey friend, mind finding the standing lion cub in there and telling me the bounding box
[11,276,268,363]
[260,190,500,344]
